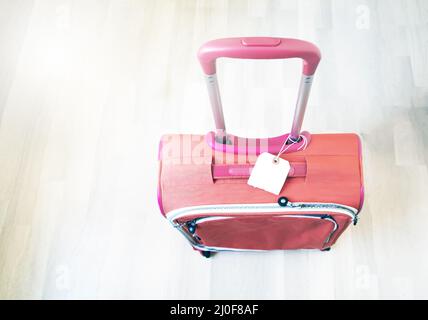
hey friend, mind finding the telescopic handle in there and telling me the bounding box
[198,37,321,142]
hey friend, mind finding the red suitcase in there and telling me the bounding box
[158,37,364,257]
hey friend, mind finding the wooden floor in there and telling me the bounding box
[0,0,427,299]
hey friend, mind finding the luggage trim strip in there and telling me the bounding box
[166,201,357,223]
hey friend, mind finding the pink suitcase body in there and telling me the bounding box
[158,37,364,257]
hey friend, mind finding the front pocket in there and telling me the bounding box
[191,214,337,250]
[168,201,357,252]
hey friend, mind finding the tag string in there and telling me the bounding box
[274,134,308,163]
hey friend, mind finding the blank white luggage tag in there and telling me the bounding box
[247,152,290,195]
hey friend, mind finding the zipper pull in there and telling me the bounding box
[278,197,289,207]
[187,220,197,234]
[353,215,359,226]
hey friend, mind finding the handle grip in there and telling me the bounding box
[212,161,307,180]
[198,37,321,76]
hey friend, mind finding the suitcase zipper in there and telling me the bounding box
[167,200,357,224]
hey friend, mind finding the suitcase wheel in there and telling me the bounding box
[200,251,212,258]
[321,247,331,252]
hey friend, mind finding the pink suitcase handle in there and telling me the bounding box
[198,37,321,76]
[212,161,307,180]
[198,37,321,146]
